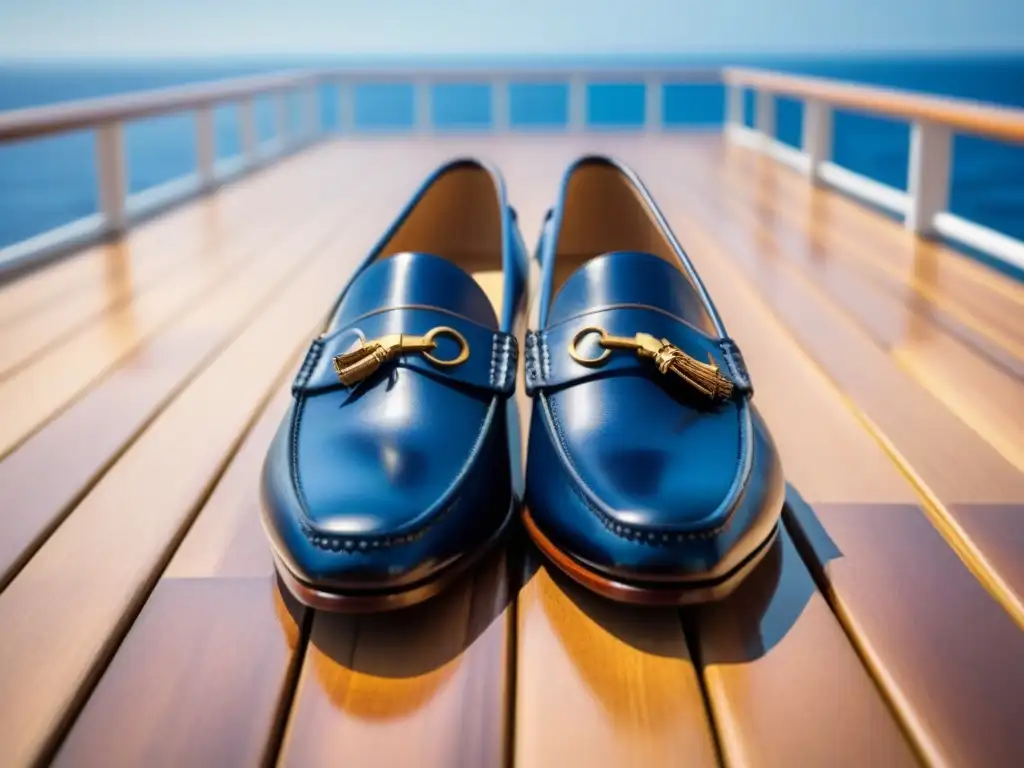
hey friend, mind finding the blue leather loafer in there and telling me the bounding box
[261,159,527,612]
[523,156,784,605]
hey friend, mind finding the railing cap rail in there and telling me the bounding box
[0,69,326,142]
[0,65,721,142]
[723,66,1024,143]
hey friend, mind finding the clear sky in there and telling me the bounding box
[1,0,1022,60]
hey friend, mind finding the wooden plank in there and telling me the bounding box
[0,143,348,461]
[53,386,307,767]
[480,135,721,768]
[685,143,1024,473]
[633,149,1024,766]
[0,193,350,588]
[160,385,295,581]
[652,140,1024,623]
[278,551,513,768]
[0,175,400,765]
[696,528,917,767]
[515,557,719,768]
[670,212,920,762]
[54,577,303,768]
[0,147,327,378]
[715,138,1024,357]
[0,145,328,326]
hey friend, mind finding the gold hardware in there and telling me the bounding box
[333,326,469,386]
[569,325,734,401]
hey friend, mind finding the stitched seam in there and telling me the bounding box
[525,332,543,387]
[299,493,463,552]
[489,333,516,392]
[289,395,308,515]
[501,335,517,391]
[510,337,517,390]
[489,335,499,389]
[294,339,324,389]
[719,337,752,392]
[546,396,739,543]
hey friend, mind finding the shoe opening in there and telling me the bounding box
[376,162,505,319]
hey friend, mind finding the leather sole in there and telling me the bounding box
[522,506,779,606]
[272,502,514,613]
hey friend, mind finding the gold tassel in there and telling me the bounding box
[652,343,734,401]
[329,328,470,387]
[569,327,736,402]
[332,342,390,386]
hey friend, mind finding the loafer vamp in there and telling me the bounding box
[263,399,511,589]
[296,373,491,536]
[262,249,518,591]
[528,395,783,583]
[547,374,743,531]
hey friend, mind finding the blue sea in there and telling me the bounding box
[1,55,1023,252]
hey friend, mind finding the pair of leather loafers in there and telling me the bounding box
[260,156,784,612]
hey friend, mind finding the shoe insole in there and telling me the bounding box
[372,164,506,324]
[471,269,504,322]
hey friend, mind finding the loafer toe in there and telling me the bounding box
[262,398,510,591]
[527,395,783,586]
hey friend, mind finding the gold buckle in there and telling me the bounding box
[332,326,469,386]
[569,325,734,402]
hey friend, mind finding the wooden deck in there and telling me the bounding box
[1,133,1023,767]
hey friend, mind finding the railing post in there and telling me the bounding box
[338,80,355,134]
[95,122,127,235]
[755,89,775,150]
[302,86,319,140]
[239,98,258,166]
[645,77,663,132]
[906,120,951,236]
[275,91,290,152]
[725,83,743,137]
[802,99,832,183]
[195,106,216,190]
[568,76,587,131]
[414,79,432,133]
[492,78,510,132]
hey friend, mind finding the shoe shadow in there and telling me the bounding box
[292,539,520,721]
[282,484,844,723]
[532,483,844,667]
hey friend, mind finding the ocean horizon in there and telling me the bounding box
[2,53,1023,264]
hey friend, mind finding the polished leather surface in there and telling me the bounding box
[525,156,784,584]
[261,160,526,591]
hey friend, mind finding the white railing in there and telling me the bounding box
[1,65,1023,278]
[723,67,1024,272]
[0,69,327,276]
[0,66,719,277]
